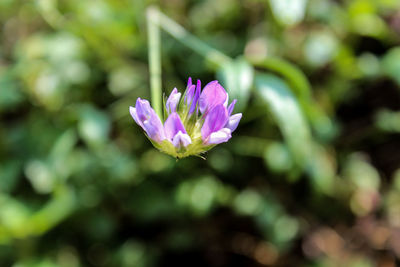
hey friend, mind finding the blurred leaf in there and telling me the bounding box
[357,53,380,77]
[176,176,221,216]
[307,144,335,194]
[78,105,111,147]
[351,14,387,38]
[375,109,400,132]
[0,73,24,111]
[304,31,338,67]
[233,189,263,216]
[0,194,31,240]
[255,74,312,167]
[348,0,388,38]
[25,130,79,194]
[25,159,55,194]
[49,129,77,159]
[108,65,145,96]
[36,0,65,28]
[217,58,254,112]
[48,129,79,180]
[344,153,380,191]
[0,160,21,193]
[273,215,299,243]
[249,57,335,141]
[263,141,293,173]
[268,0,308,26]
[249,57,311,101]
[29,186,76,235]
[115,240,149,267]
[382,47,400,86]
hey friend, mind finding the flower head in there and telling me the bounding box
[129,78,242,158]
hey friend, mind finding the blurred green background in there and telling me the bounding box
[1,0,400,266]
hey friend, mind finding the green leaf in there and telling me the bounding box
[217,58,254,112]
[255,74,312,167]
[249,57,312,107]
[249,57,335,141]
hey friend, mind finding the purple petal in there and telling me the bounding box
[130,98,165,142]
[143,119,165,142]
[201,104,229,140]
[129,106,143,128]
[225,113,242,132]
[227,99,237,116]
[187,77,192,88]
[166,88,181,113]
[199,81,228,114]
[184,84,195,106]
[172,131,192,148]
[164,112,187,140]
[207,128,232,144]
[135,98,152,122]
[189,79,201,114]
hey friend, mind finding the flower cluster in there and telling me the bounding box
[129,78,242,158]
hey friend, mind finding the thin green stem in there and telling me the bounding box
[148,7,232,69]
[147,7,163,118]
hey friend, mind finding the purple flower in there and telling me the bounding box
[164,112,192,148]
[184,78,201,115]
[129,78,242,158]
[201,104,228,143]
[226,113,242,132]
[129,98,166,142]
[227,99,237,115]
[201,102,241,145]
[184,84,195,109]
[166,88,181,114]
[198,80,228,114]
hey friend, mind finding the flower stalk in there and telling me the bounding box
[143,8,240,158]
[146,6,233,117]
[146,7,163,118]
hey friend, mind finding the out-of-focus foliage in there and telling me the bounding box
[1,0,400,266]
